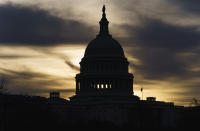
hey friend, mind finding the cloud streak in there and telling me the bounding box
[0,67,74,95]
[65,61,79,72]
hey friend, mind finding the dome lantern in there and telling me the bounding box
[99,5,110,36]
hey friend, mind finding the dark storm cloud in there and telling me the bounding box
[122,18,200,79]
[0,3,95,45]
[169,0,200,14]
[126,19,200,51]
[130,48,187,79]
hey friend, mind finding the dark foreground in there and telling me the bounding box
[1,94,200,131]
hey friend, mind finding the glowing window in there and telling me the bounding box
[106,84,108,88]
[97,84,100,89]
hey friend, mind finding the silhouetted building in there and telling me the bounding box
[146,97,156,102]
[50,92,60,99]
[70,5,139,103]
[67,5,183,128]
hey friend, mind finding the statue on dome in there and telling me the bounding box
[102,5,106,14]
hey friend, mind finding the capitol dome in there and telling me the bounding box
[84,34,125,58]
[84,6,125,58]
[72,5,136,98]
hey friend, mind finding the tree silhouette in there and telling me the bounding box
[0,76,7,94]
[190,98,200,106]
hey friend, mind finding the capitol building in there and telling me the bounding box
[67,5,182,128]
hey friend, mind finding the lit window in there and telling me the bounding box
[101,84,104,88]
[106,84,108,88]
[97,84,100,89]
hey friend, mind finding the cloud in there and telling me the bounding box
[125,18,200,51]
[168,0,200,14]
[0,3,95,45]
[0,67,74,95]
[121,18,200,80]
[133,20,200,51]
[0,67,48,79]
[0,55,34,59]
[65,61,79,72]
